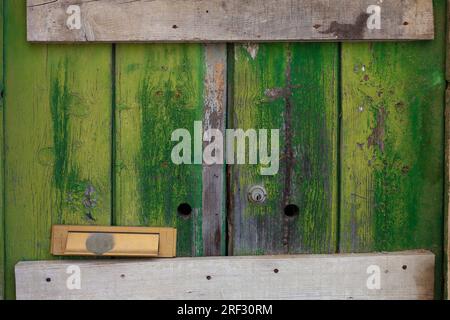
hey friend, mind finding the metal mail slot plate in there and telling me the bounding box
[52,225,177,257]
[65,232,160,256]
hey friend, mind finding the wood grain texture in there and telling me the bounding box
[229,43,339,255]
[446,0,450,299]
[202,44,226,256]
[0,0,4,301]
[340,0,446,298]
[15,251,435,300]
[114,44,205,257]
[4,0,112,299]
[27,0,434,42]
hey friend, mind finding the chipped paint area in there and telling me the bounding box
[204,45,226,132]
[264,87,288,101]
[367,107,387,153]
[243,43,259,60]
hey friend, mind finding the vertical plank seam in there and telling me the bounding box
[226,43,234,257]
[281,44,294,254]
[0,0,4,300]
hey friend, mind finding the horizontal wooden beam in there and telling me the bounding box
[16,251,434,300]
[27,0,434,42]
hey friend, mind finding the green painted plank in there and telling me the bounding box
[4,0,112,299]
[445,0,450,300]
[0,0,4,300]
[115,44,206,257]
[229,43,339,255]
[340,0,446,298]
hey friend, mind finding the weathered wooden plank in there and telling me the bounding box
[340,0,446,298]
[446,0,450,299]
[202,44,226,256]
[15,251,435,300]
[27,0,434,42]
[0,0,4,300]
[114,44,205,256]
[229,43,338,255]
[4,0,112,299]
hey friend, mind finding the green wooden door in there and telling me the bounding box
[0,0,446,299]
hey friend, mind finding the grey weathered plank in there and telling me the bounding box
[27,0,434,42]
[16,251,434,300]
[202,44,226,256]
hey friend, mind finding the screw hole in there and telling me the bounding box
[172,25,178,29]
[206,10,209,13]
[120,274,126,279]
[206,275,212,280]
[46,278,51,283]
[402,265,408,270]
[178,203,193,217]
[284,204,300,217]
[403,21,409,26]
[274,269,279,274]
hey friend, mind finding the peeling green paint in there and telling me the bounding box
[341,0,446,298]
[116,44,204,256]
[230,43,339,254]
[4,0,112,298]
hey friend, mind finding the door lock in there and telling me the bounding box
[248,185,267,204]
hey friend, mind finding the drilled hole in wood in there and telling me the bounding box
[46,278,52,283]
[284,204,300,217]
[403,21,409,25]
[274,269,279,274]
[178,203,193,217]
[402,265,408,270]
[206,275,212,280]
[120,274,126,279]
[172,25,178,29]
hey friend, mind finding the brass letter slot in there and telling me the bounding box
[52,225,177,257]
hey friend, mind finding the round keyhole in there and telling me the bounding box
[248,185,267,204]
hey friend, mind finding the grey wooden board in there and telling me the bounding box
[16,251,434,300]
[27,0,434,42]
[202,44,226,256]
